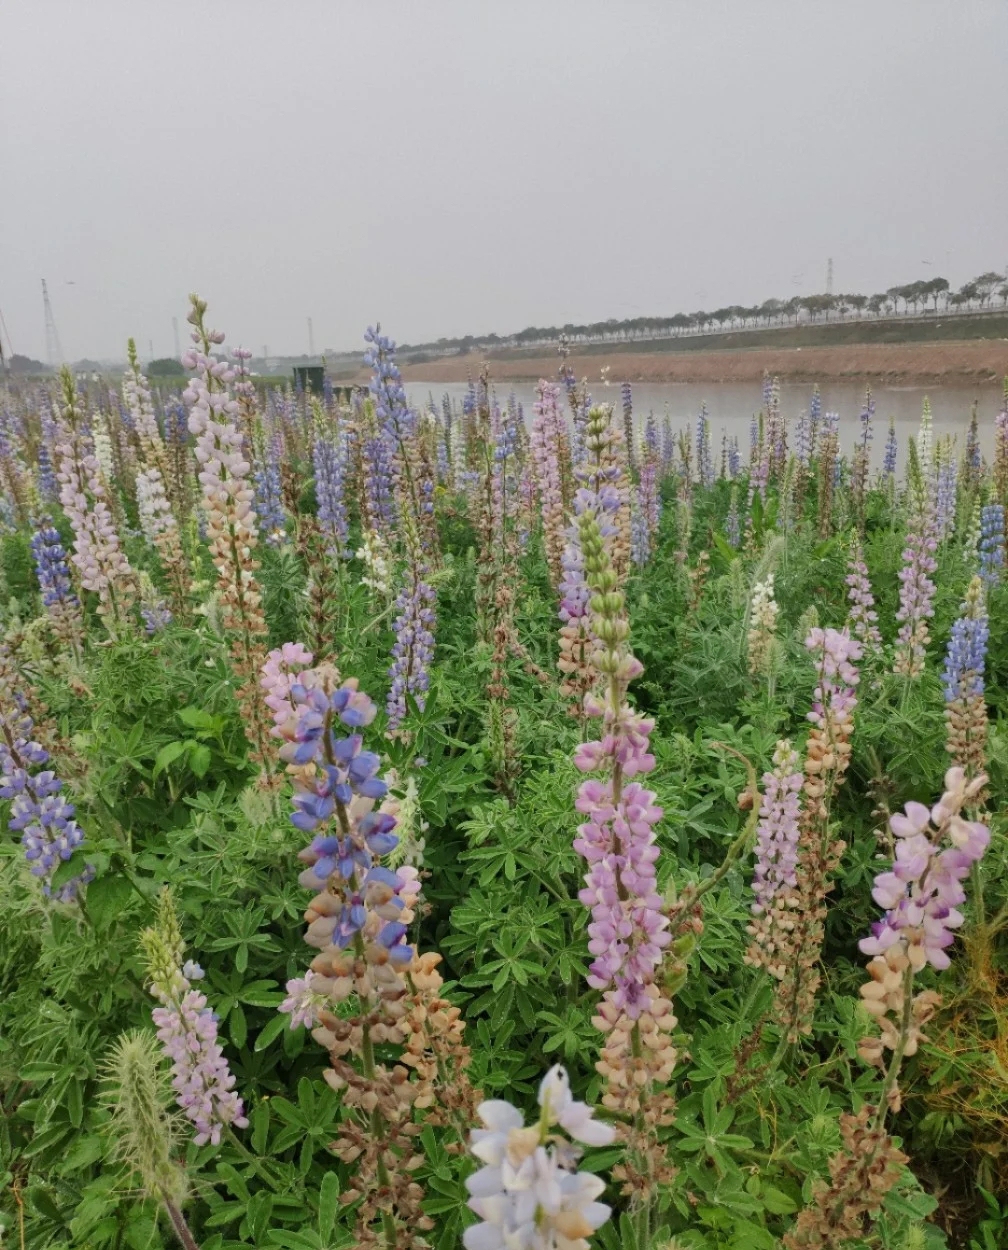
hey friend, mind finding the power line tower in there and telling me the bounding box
[262,344,269,372]
[42,279,64,367]
[825,258,834,296]
[307,317,315,358]
[172,316,182,358]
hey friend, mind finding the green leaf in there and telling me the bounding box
[84,874,134,932]
[254,1015,288,1053]
[760,1185,797,1215]
[153,740,187,778]
[318,1170,340,1239]
[189,743,212,778]
[178,706,216,731]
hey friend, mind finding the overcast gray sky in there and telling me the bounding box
[2,1,1005,363]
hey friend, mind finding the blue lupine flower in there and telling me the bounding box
[979,504,1005,588]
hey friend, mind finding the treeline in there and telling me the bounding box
[398,268,1008,357]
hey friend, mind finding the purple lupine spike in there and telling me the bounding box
[935,449,958,542]
[750,740,803,914]
[276,673,415,968]
[253,432,286,546]
[860,767,989,971]
[942,581,989,704]
[883,418,898,478]
[149,961,248,1146]
[313,428,350,557]
[979,503,1005,588]
[386,575,436,732]
[846,535,882,650]
[30,521,79,613]
[0,706,91,901]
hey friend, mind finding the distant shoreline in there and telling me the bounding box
[385,339,1008,389]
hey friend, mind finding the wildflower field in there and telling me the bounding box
[1,294,1007,1250]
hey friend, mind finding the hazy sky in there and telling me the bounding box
[2,1,1006,363]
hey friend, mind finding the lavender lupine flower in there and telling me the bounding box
[463,1065,614,1250]
[806,626,862,738]
[809,383,821,456]
[661,413,673,473]
[364,323,413,495]
[727,435,741,480]
[277,674,414,966]
[979,503,1005,589]
[860,767,989,972]
[965,403,981,479]
[621,380,635,473]
[253,434,286,546]
[751,740,803,914]
[942,580,989,704]
[570,463,670,1020]
[935,441,958,542]
[851,386,874,507]
[696,402,714,488]
[30,521,79,614]
[362,432,396,534]
[629,487,650,566]
[55,369,137,631]
[795,409,812,469]
[725,489,741,548]
[883,418,898,479]
[893,472,939,678]
[0,707,90,901]
[917,397,934,479]
[312,428,350,557]
[387,575,437,732]
[749,413,759,460]
[530,380,569,586]
[260,641,315,737]
[142,905,248,1147]
[845,534,882,651]
[36,440,58,503]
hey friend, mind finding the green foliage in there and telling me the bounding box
[0,416,1004,1250]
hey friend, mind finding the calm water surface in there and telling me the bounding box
[407,380,1003,472]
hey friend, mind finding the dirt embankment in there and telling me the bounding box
[388,339,1008,387]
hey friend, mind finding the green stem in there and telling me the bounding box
[872,961,915,1132]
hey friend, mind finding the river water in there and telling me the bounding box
[406,379,1004,471]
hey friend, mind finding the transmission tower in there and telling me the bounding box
[0,304,11,374]
[172,316,181,358]
[262,344,269,372]
[825,258,834,296]
[307,317,315,358]
[42,279,64,367]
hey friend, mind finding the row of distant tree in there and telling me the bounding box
[398,269,1008,356]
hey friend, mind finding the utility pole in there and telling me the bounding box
[307,317,315,358]
[825,258,834,296]
[42,279,64,367]
[172,316,181,358]
[262,344,269,372]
